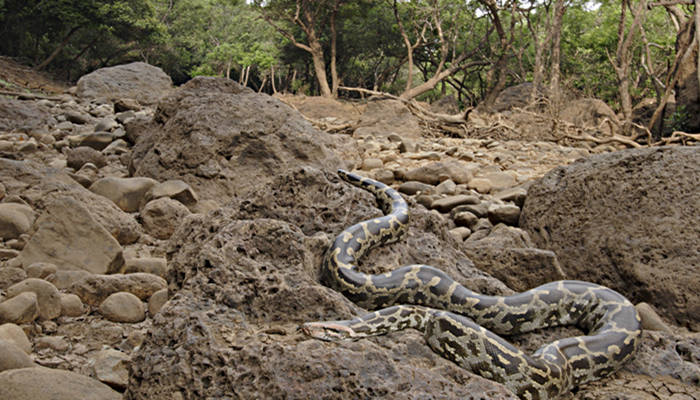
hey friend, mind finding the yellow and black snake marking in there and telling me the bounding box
[302,169,642,400]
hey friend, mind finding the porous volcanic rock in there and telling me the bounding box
[129,77,341,202]
[520,146,700,330]
[75,62,173,105]
[127,167,515,399]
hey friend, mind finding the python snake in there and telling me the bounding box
[302,169,641,400]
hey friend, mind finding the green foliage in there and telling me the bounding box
[0,0,160,78]
[0,0,685,114]
[664,105,690,135]
[561,0,676,108]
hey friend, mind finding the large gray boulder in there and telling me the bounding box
[76,62,173,105]
[520,146,700,330]
[128,77,341,203]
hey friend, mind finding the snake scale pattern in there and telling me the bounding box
[302,169,642,400]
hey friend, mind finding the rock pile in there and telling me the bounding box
[0,63,697,400]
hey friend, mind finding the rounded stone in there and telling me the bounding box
[453,211,479,229]
[467,177,492,194]
[143,180,199,209]
[79,132,114,151]
[25,262,58,279]
[148,288,168,316]
[123,257,168,278]
[0,323,31,354]
[140,197,191,240]
[0,366,122,400]
[398,181,434,195]
[449,227,472,241]
[0,203,35,240]
[362,158,383,170]
[6,278,62,320]
[60,294,86,317]
[636,302,672,333]
[92,348,130,389]
[0,292,39,324]
[487,204,521,226]
[66,146,107,170]
[89,176,158,213]
[0,267,27,290]
[0,340,35,372]
[99,292,146,323]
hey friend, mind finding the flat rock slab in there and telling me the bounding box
[0,158,141,245]
[520,146,700,330]
[0,366,121,400]
[0,97,54,132]
[19,196,124,274]
[463,246,566,292]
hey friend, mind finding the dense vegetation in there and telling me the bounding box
[0,0,695,132]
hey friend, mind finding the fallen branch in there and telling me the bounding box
[338,86,469,124]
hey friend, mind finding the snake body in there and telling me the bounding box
[302,169,641,400]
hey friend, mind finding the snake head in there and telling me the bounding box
[301,322,357,342]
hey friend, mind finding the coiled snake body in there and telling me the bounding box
[302,169,641,399]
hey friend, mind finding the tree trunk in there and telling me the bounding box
[612,0,647,133]
[393,0,422,93]
[549,0,566,106]
[243,65,251,87]
[479,0,512,108]
[696,0,700,91]
[271,65,277,93]
[35,26,81,71]
[330,0,341,96]
[309,39,332,97]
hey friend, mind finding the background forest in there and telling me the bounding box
[0,0,697,136]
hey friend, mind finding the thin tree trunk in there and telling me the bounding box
[35,26,81,71]
[271,65,277,93]
[259,77,267,93]
[330,0,341,96]
[243,65,251,87]
[309,41,332,97]
[696,0,700,91]
[549,0,566,107]
[612,0,647,133]
[393,0,425,93]
[648,18,695,133]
